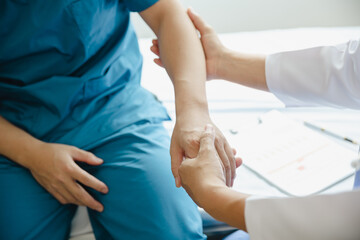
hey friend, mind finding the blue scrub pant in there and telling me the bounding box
[0,122,205,240]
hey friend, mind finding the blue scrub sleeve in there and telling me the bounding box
[121,0,158,12]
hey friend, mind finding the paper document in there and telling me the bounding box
[227,111,358,196]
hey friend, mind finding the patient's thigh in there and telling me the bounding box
[86,122,205,240]
[0,156,76,240]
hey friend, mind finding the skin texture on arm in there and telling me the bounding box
[139,0,237,188]
[179,125,249,231]
[0,116,108,212]
[151,8,268,91]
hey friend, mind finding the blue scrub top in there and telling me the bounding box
[0,0,169,149]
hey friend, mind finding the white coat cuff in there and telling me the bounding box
[265,54,306,107]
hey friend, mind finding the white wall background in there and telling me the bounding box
[131,0,360,38]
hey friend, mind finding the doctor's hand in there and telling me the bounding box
[179,124,242,206]
[151,8,227,80]
[171,112,241,188]
[28,143,108,212]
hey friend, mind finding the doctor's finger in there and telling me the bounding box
[198,124,216,155]
[150,45,160,57]
[187,8,214,36]
[154,58,164,67]
[152,39,159,46]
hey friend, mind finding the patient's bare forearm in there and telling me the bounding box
[158,18,208,117]
[218,50,268,91]
[0,116,43,168]
[140,0,208,117]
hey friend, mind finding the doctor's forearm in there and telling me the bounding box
[200,185,249,231]
[218,50,268,92]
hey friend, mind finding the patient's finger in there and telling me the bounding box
[170,144,184,188]
[74,165,108,194]
[235,157,242,168]
[215,142,231,187]
[69,182,104,212]
[224,143,236,186]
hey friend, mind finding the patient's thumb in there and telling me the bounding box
[199,124,216,153]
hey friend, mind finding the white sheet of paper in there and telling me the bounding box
[227,111,357,196]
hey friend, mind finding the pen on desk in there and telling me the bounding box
[305,121,360,171]
[303,121,359,146]
[351,149,360,170]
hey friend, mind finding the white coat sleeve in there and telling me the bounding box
[266,39,360,109]
[245,190,360,240]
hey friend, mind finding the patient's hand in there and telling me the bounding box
[179,125,242,205]
[150,8,227,80]
[171,110,242,188]
[28,143,108,212]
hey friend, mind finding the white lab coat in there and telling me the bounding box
[244,39,360,240]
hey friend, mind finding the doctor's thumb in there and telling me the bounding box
[199,124,216,154]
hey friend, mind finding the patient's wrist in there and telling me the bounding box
[17,139,45,169]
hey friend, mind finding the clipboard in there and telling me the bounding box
[227,110,358,196]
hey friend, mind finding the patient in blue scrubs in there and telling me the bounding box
[0,0,237,239]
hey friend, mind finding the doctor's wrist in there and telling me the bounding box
[212,48,232,80]
[195,179,227,207]
[217,51,267,91]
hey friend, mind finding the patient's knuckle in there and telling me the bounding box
[63,163,74,173]
[54,174,66,184]
[69,146,78,153]
[187,137,199,147]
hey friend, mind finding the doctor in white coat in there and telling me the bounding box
[151,8,360,240]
